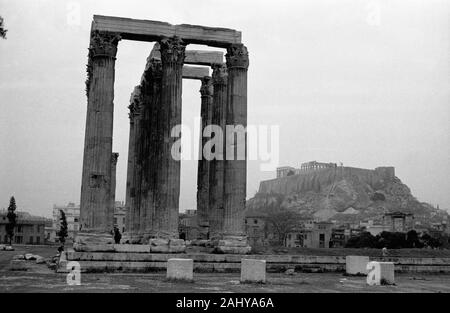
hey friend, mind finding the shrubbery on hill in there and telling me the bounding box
[345,230,449,249]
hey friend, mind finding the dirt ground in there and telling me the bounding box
[1,245,449,293]
[1,271,450,293]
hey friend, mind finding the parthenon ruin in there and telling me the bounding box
[77,15,250,253]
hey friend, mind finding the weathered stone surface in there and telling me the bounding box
[223,44,249,238]
[169,239,185,246]
[285,268,295,275]
[73,243,115,252]
[149,238,169,246]
[24,253,37,261]
[92,15,241,47]
[5,245,14,251]
[80,30,119,239]
[113,244,151,253]
[216,246,251,254]
[13,254,25,260]
[36,256,46,264]
[9,259,29,271]
[75,233,115,245]
[346,255,369,275]
[167,258,193,281]
[0,244,5,250]
[218,239,249,247]
[184,50,224,66]
[241,259,266,283]
[182,66,209,80]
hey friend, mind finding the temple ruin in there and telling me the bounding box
[77,15,250,253]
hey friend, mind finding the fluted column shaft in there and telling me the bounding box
[79,31,120,239]
[154,37,186,238]
[131,92,143,235]
[209,64,228,239]
[124,105,136,238]
[139,58,162,240]
[110,153,119,229]
[223,44,249,237]
[196,76,213,239]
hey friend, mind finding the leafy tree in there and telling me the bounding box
[375,231,407,249]
[406,230,423,248]
[57,210,68,245]
[345,231,377,248]
[6,196,17,245]
[0,16,7,39]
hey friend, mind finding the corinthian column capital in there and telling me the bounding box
[159,36,186,65]
[89,30,121,59]
[226,44,249,69]
[200,76,213,97]
[212,64,228,85]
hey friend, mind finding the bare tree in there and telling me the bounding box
[265,206,302,246]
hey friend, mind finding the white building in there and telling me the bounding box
[49,202,80,242]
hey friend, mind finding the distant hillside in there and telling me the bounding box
[247,166,448,227]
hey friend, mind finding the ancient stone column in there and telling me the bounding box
[131,88,144,241]
[110,152,119,228]
[209,64,228,240]
[122,103,136,243]
[219,44,250,253]
[78,30,120,246]
[153,37,186,239]
[139,58,162,242]
[196,76,213,239]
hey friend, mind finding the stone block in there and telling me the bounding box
[5,246,14,251]
[0,244,5,250]
[216,246,251,254]
[168,245,186,253]
[36,256,46,264]
[167,258,193,281]
[346,255,370,275]
[24,253,37,261]
[151,245,170,253]
[169,239,185,246]
[73,243,115,252]
[218,239,248,247]
[9,260,29,271]
[241,259,266,283]
[13,254,25,260]
[366,261,395,286]
[113,244,151,253]
[149,238,169,246]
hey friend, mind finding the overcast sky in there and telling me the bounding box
[0,0,449,217]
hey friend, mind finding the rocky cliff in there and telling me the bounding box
[247,166,448,226]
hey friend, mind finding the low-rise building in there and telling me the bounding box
[285,221,333,248]
[179,209,199,240]
[0,210,49,245]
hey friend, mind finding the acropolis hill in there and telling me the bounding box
[247,162,449,227]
